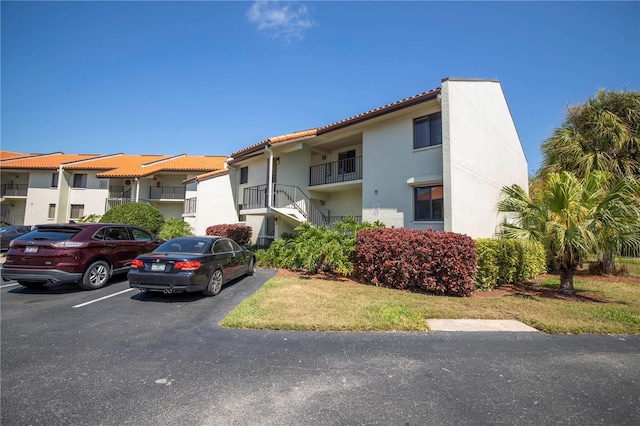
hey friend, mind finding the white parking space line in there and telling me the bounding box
[73,288,135,308]
[0,283,20,289]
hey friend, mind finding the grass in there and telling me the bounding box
[221,260,640,335]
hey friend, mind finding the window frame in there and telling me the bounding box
[413,112,442,150]
[69,204,85,219]
[413,185,444,222]
[72,174,87,188]
[239,167,249,184]
[48,204,56,219]
[51,173,59,188]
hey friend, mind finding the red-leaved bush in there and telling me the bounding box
[205,224,252,246]
[354,228,477,297]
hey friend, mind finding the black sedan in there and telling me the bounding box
[128,236,255,296]
[0,225,32,252]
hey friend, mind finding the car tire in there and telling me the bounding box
[18,281,46,288]
[78,260,110,290]
[202,269,223,297]
[247,258,255,276]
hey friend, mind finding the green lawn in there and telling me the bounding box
[222,261,640,334]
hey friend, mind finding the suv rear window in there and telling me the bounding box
[14,228,82,242]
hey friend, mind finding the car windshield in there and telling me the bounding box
[13,228,81,242]
[154,239,210,254]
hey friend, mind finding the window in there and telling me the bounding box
[51,173,59,188]
[72,174,87,188]
[414,112,442,149]
[213,239,233,253]
[70,204,84,219]
[130,227,153,241]
[238,204,246,222]
[338,150,356,174]
[240,167,249,184]
[414,185,444,221]
[48,204,56,219]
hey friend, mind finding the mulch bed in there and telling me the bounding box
[274,268,638,302]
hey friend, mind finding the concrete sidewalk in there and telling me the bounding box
[426,319,539,332]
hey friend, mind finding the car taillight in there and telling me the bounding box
[51,241,89,248]
[173,261,201,271]
[131,259,144,269]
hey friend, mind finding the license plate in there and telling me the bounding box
[151,263,165,271]
[24,246,38,254]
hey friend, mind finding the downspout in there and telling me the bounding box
[265,144,274,208]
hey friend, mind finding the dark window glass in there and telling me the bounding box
[72,174,87,188]
[48,204,56,219]
[240,167,249,184]
[414,185,444,221]
[51,173,59,188]
[338,150,356,174]
[414,113,442,149]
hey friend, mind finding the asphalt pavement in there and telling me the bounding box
[1,269,639,425]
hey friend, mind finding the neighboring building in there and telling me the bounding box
[0,152,227,227]
[192,77,528,244]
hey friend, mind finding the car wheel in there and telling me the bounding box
[202,269,223,297]
[247,258,255,276]
[18,281,46,288]
[79,260,110,290]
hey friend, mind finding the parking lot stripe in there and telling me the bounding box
[0,283,20,289]
[73,288,135,308]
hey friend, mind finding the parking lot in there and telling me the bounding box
[2,269,640,425]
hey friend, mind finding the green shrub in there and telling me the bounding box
[99,202,165,234]
[77,214,102,223]
[474,239,546,290]
[475,239,500,291]
[257,217,384,275]
[159,218,193,240]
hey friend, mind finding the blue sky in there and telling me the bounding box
[2,1,639,175]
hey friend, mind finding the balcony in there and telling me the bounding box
[1,183,28,198]
[309,156,362,187]
[149,186,185,200]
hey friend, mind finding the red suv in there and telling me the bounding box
[1,223,163,290]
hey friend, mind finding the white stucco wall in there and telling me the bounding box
[361,103,443,229]
[190,173,238,235]
[441,78,528,238]
[22,172,60,224]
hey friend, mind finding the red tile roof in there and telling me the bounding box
[0,152,103,169]
[230,86,441,159]
[0,151,37,161]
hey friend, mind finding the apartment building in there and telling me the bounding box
[0,152,227,226]
[189,77,528,244]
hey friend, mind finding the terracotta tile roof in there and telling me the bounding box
[96,154,227,178]
[0,151,37,161]
[231,86,441,159]
[230,129,317,158]
[185,168,230,183]
[0,152,103,170]
[317,87,441,134]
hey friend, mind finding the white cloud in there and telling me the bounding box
[247,1,316,41]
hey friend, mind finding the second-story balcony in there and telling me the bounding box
[309,156,362,186]
[1,183,28,198]
[149,186,185,200]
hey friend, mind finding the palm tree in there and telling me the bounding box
[497,171,640,296]
[539,89,640,179]
[538,89,640,273]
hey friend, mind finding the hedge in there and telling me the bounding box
[475,238,546,290]
[206,224,252,246]
[354,228,477,297]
